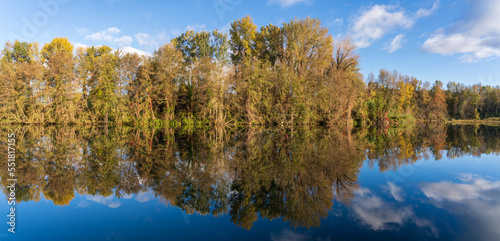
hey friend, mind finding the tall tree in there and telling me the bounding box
[79,46,120,123]
[149,43,185,122]
[42,37,79,123]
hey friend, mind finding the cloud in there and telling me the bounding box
[120,46,149,56]
[114,36,133,47]
[75,27,90,35]
[135,33,160,47]
[86,27,121,41]
[185,24,207,32]
[122,193,134,199]
[76,200,91,208]
[385,182,404,201]
[415,1,440,18]
[420,174,500,240]
[386,34,406,53]
[422,34,500,63]
[326,18,343,28]
[85,27,133,47]
[86,195,122,208]
[351,5,413,48]
[267,0,312,8]
[421,174,500,202]
[351,2,438,48]
[73,42,89,51]
[351,187,437,236]
[422,0,500,62]
[271,229,311,241]
[135,191,155,203]
[352,188,413,230]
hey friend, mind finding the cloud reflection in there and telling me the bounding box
[421,174,500,241]
[351,187,438,236]
[385,182,404,202]
[271,229,311,241]
[85,195,122,208]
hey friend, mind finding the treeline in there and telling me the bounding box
[0,16,363,126]
[362,70,500,126]
[1,16,499,126]
[446,82,500,119]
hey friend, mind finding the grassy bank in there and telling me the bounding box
[448,117,500,125]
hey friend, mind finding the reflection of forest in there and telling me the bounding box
[0,124,499,229]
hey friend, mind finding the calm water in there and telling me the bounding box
[0,124,499,241]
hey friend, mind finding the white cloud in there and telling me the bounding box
[352,187,413,230]
[73,42,89,51]
[135,33,158,47]
[86,27,121,42]
[351,2,438,48]
[114,36,133,47]
[120,46,149,56]
[385,182,404,201]
[422,0,500,62]
[423,34,500,63]
[122,193,134,199]
[332,18,343,25]
[352,187,437,236]
[387,34,406,53]
[85,27,132,47]
[415,1,440,18]
[185,24,207,32]
[420,174,500,240]
[76,200,91,208]
[351,5,413,48]
[75,27,90,35]
[326,18,343,28]
[86,195,122,208]
[135,191,155,203]
[421,174,500,202]
[267,0,312,8]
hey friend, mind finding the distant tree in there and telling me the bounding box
[428,80,447,120]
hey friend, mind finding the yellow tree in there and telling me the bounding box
[42,38,80,123]
[229,15,257,69]
[397,80,414,113]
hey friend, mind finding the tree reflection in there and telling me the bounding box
[0,124,498,228]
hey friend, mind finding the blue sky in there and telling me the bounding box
[1,0,499,86]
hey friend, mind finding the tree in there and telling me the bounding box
[428,81,447,120]
[149,43,185,122]
[42,37,79,123]
[326,38,364,126]
[79,45,120,123]
[229,15,257,68]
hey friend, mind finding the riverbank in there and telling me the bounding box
[447,117,500,125]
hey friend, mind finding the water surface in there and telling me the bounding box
[0,124,499,240]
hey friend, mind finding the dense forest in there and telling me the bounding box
[1,16,499,127]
